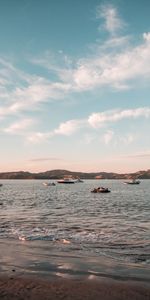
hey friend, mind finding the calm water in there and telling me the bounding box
[0,179,149,279]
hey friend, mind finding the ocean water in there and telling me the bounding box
[0,179,149,280]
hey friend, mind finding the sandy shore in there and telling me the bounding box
[0,276,149,300]
[0,239,149,299]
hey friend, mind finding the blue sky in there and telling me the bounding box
[0,0,150,173]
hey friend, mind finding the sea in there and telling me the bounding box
[0,179,149,281]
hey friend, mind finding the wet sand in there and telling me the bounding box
[0,239,149,299]
[0,276,149,300]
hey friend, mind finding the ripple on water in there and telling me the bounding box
[0,179,149,267]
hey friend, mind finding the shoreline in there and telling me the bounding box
[0,237,149,300]
[0,275,149,300]
[0,237,149,281]
[0,238,149,282]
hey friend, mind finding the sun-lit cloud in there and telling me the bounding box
[71,32,150,91]
[26,106,150,143]
[0,57,71,119]
[27,118,85,142]
[84,133,96,144]
[54,119,85,136]
[27,132,54,143]
[0,80,71,120]
[102,131,135,147]
[103,130,114,144]
[88,107,150,128]
[118,134,135,145]
[10,82,70,110]
[4,118,34,134]
[0,1,150,173]
[0,2,150,173]
[143,32,150,42]
[96,3,125,35]
[1,25,150,122]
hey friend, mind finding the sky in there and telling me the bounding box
[0,0,150,173]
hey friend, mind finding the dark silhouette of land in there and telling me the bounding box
[0,169,150,179]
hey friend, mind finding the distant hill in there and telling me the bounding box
[0,169,150,179]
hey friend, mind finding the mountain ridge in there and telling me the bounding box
[0,169,150,179]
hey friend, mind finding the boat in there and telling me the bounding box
[91,187,111,193]
[74,177,84,183]
[124,179,140,185]
[76,178,84,182]
[57,177,75,184]
[43,182,56,186]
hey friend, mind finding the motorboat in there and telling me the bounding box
[124,179,140,185]
[74,177,84,183]
[57,177,75,184]
[91,187,111,193]
[43,182,56,186]
[76,178,84,182]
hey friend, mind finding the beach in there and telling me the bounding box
[0,180,150,299]
[0,237,149,300]
[0,276,149,300]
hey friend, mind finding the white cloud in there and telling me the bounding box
[26,106,150,143]
[72,65,99,91]
[84,133,96,144]
[1,4,150,126]
[1,28,150,121]
[118,134,135,145]
[0,107,7,119]
[4,118,34,134]
[54,119,84,136]
[25,27,150,94]
[71,32,150,91]
[27,119,84,142]
[96,4,125,35]
[27,132,53,143]
[102,131,135,147]
[0,56,72,120]
[0,80,71,118]
[27,118,86,143]
[11,81,70,108]
[103,130,114,144]
[88,107,150,128]
[143,32,150,42]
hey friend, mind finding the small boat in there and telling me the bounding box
[43,182,56,186]
[74,177,84,183]
[91,187,111,193]
[124,179,140,185]
[57,177,75,184]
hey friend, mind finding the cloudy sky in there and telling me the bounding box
[0,0,150,173]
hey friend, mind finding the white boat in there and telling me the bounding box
[124,179,140,185]
[57,178,75,184]
[74,177,84,183]
[43,182,56,186]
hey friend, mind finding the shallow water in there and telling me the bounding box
[0,179,149,279]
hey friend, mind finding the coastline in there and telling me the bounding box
[0,238,150,300]
[0,275,149,300]
[0,238,149,282]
